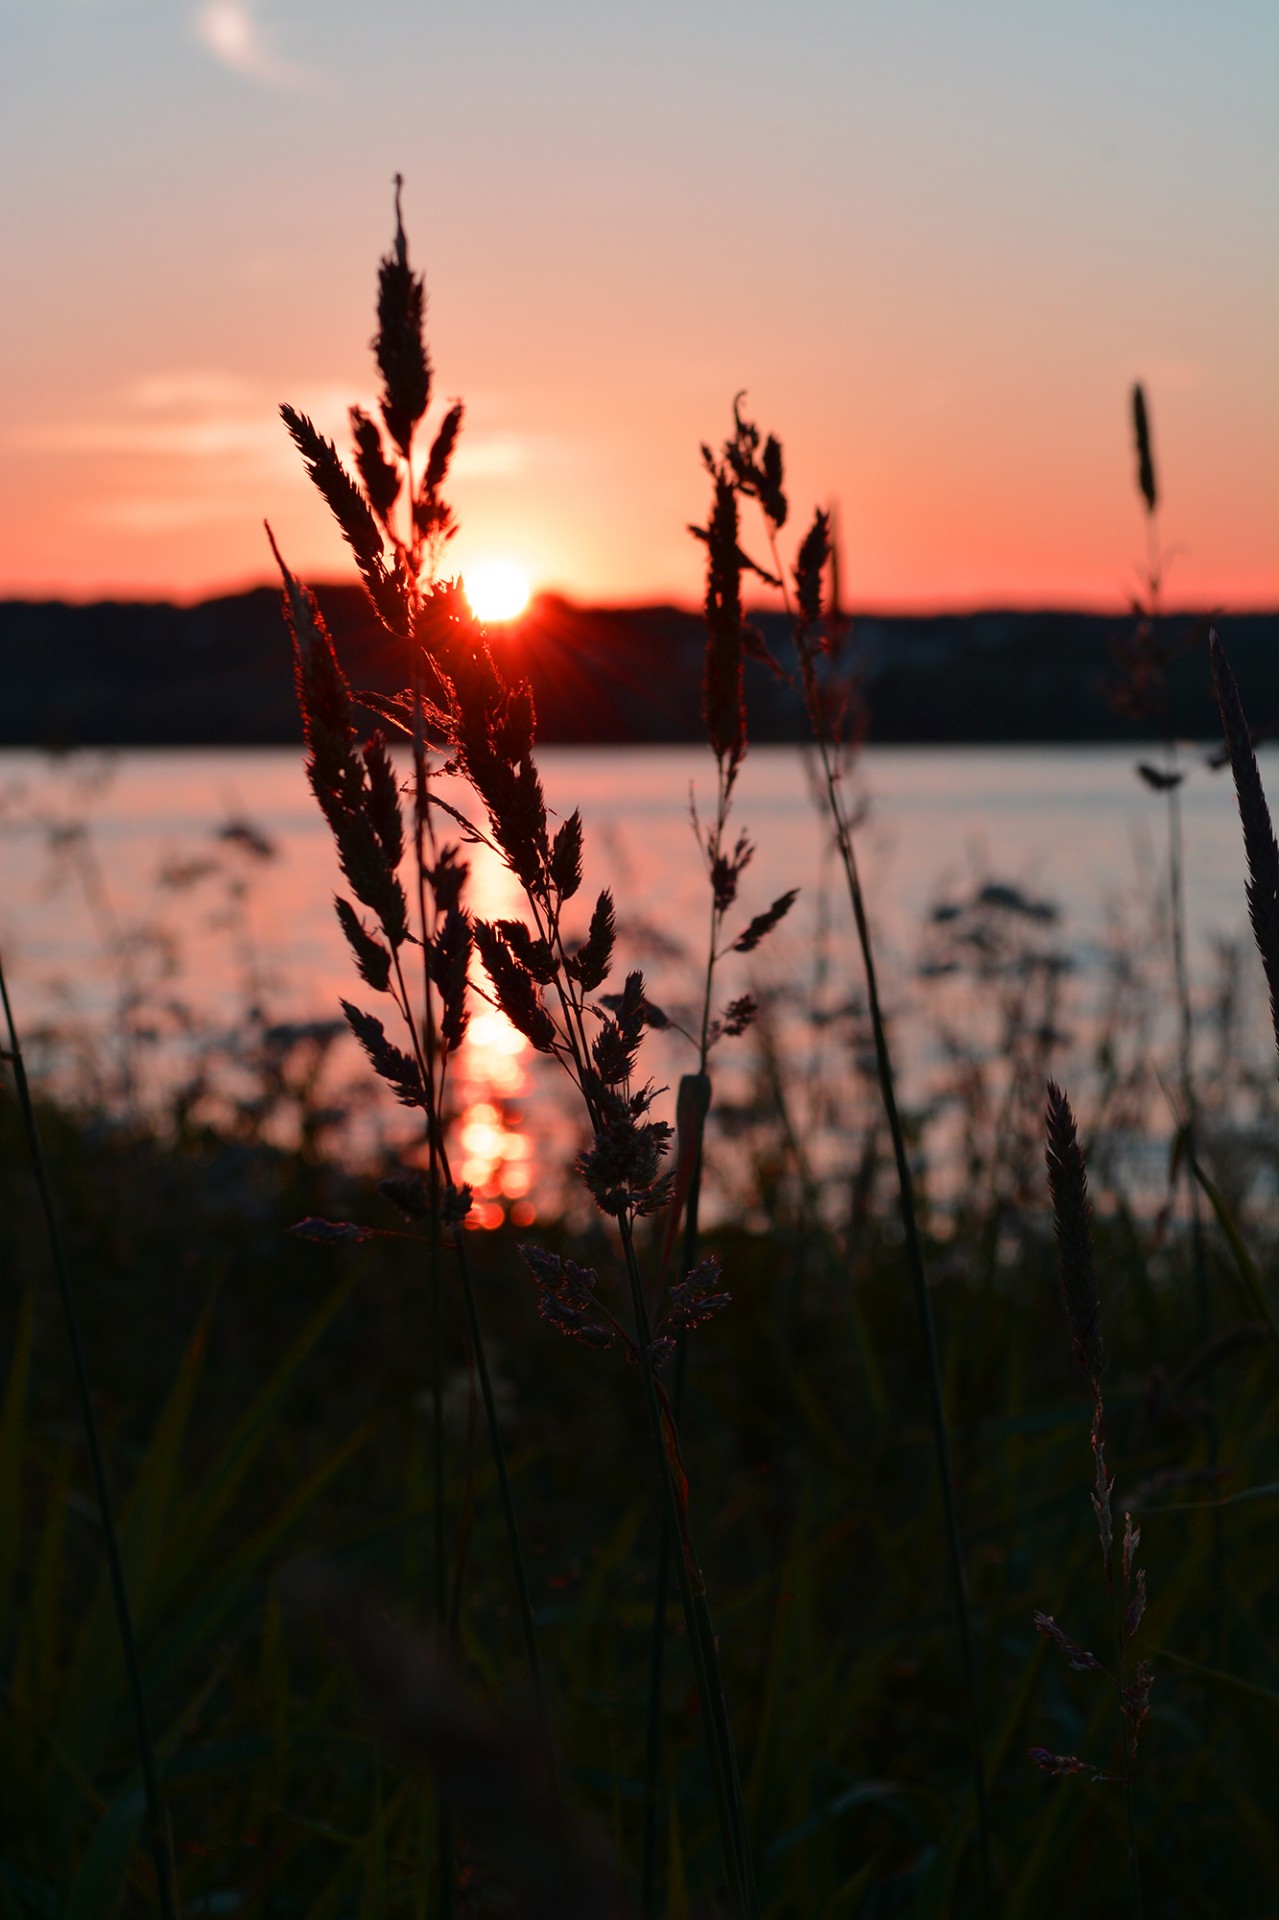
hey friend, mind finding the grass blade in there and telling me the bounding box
[0,950,178,1920]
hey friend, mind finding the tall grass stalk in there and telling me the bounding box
[641,670,785,1910]
[385,868,544,1707]
[640,1071,710,1915]
[275,183,752,1910]
[791,654,994,1916]
[270,543,543,1712]
[0,948,179,1920]
[271,183,546,1905]
[620,1216,756,1918]
[697,404,994,1910]
[1039,1082,1148,1920]
[1129,384,1210,1344]
[413,666,457,1920]
[477,812,758,1914]
[1209,629,1279,1064]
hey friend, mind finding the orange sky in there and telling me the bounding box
[2,2,1276,611]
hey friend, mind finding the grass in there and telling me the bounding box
[695,408,993,1910]
[3,185,1279,1916]
[4,1054,1279,1915]
[0,948,177,1920]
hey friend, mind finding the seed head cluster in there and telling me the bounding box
[1210,631,1279,1063]
[1043,1080,1104,1389]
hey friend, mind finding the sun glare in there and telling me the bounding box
[464,559,532,624]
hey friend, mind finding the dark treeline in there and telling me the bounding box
[2,589,1275,748]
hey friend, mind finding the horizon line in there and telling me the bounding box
[3,580,1277,620]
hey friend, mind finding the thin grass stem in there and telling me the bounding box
[641,1090,709,1915]
[811,732,993,1911]
[769,524,994,1913]
[0,949,180,1920]
[1109,1579,1144,1917]
[617,1216,757,1919]
[643,757,730,1912]
[390,945,545,1710]
[1166,771,1209,1340]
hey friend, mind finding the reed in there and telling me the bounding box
[421,593,758,1914]
[641,464,796,1913]
[274,181,755,1915]
[1209,630,1279,1064]
[12,177,1272,1914]
[699,400,994,1913]
[1034,1082,1149,1920]
[9,724,1279,1907]
[1115,383,1210,1341]
[272,182,546,1914]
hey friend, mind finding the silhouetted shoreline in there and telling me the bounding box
[2,589,1275,749]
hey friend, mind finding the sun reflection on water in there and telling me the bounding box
[450,1006,537,1230]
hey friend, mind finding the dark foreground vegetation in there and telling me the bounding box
[4,189,1279,1920]
[3,1003,1279,1918]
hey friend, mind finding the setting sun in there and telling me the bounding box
[464,559,531,624]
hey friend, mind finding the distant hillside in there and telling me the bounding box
[1,589,1275,748]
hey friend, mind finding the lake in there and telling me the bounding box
[2,742,1274,1226]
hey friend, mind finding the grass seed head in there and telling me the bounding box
[349,406,401,524]
[1044,1080,1104,1387]
[575,1107,673,1218]
[726,395,787,527]
[334,896,393,994]
[1032,1611,1100,1672]
[732,888,799,954]
[342,999,427,1109]
[664,1253,732,1333]
[550,810,584,902]
[416,401,464,551]
[697,468,748,776]
[429,909,472,1052]
[280,406,385,579]
[719,993,757,1038]
[427,845,468,914]
[493,918,556,984]
[794,508,831,633]
[473,921,558,1053]
[518,1246,616,1350]
[375,176,430,458]
[1210,631,1279,1061]
[360,732,405,872]
[565,890,616,992]
[1131,382,1157,516]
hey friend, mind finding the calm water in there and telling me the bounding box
[2,743,1273,1223]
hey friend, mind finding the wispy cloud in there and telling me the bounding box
[9,371,552,540]
[85,493,255,534]
[12,371,292,464]
[192,2,315,90]
[452,436,532,479]
[13,374,546,476]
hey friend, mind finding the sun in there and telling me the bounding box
[464,559,532,624]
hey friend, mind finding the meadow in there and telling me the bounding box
[2,191,1279,1920]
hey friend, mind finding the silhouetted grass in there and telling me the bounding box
[4,187,1279,1920]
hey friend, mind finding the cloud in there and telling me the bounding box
[12,371,291,464]
[192,2,314,90]
[84,493,254,534]
[8,370,553,539]
[452,435,531,479]
[12,374,555,479]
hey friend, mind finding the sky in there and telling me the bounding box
[1,0,1275,611]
